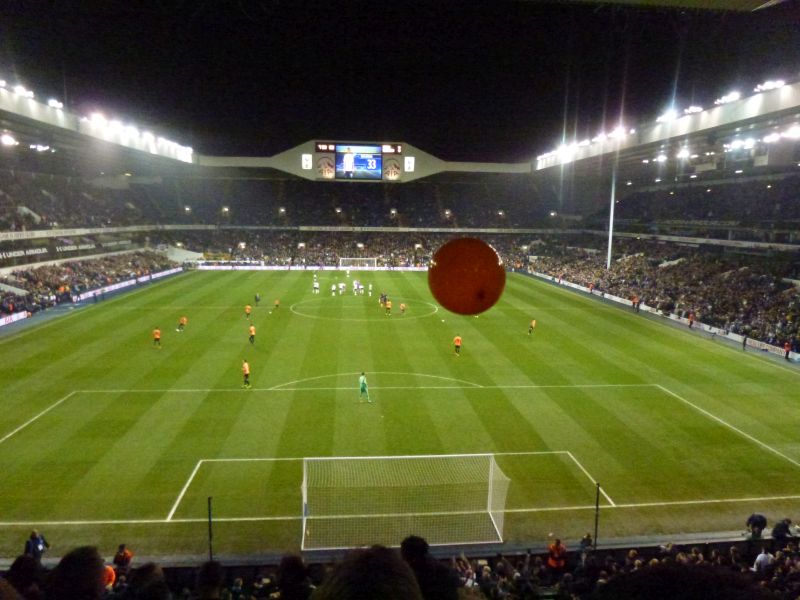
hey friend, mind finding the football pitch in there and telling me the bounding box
[1,270,799,559]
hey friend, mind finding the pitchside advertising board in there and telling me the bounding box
[306,142,410,182]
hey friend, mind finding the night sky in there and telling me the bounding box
[1,1,798,161]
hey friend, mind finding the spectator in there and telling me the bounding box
[546,537,567,583]
[771,518,794,545]
[312,545,423,600]
[752,546,774,573]
[400,535,459,600]
[273,554,314,600]
[195,560,225,600]
[4,554,44,600]
[22,531,49,564]
[46,545,105,600]
[746,513,767,539]
[113,543,134,575]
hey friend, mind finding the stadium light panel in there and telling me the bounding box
[763,133,781,143]
[626,181,632,186]
[735,169,743,174]
[90,112,107,124]
[684,106,703,114]
[222,206,229,213]
[656,154,667,163]
[278,207,286,214]
[549,211,557,217]
[754,80,785,93]
[656,109,678,123]
[690,174,698,179]
[47,98,63,109]
[578,139,590,146]
[184,206,191,212]
[335,207,342,213]
[0,80,5,88]
[1,134,18,146]
[714,91,740,105]
[676,148,690,159]
[13,85,33,98]
[642,159,649,164]
[783,126,800,139]
[654,178,661,183]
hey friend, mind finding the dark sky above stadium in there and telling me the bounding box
[1,1,798,162]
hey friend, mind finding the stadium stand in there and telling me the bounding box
[4,532,800,599]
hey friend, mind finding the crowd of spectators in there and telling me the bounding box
[612,176,800,228]
[0,251,176,316]
[5,528,800,599]
[531,236,800,348]
[158,230,531,270]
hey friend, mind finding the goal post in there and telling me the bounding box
[338,257,377,269]
[301,453,511,551]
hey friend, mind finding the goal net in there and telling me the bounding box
[301,453,511,550]
[338,257,377,269]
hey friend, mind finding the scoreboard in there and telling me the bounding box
[312,142,404,181]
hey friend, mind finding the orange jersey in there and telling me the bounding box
[530,320,536,328]
[245,305,252,314]
[152,328,161,340]
[453,336,462,346]
[274,299,280,306]
[386,300,392,309]
[249,325,256,336]
[400,303,406,311]
[242,361,250,375]
[180,316,188,326]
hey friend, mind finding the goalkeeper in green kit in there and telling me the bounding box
[359,372,371,403]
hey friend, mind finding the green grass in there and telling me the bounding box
[1,270,799,559]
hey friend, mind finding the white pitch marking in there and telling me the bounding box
[77,382,657,394]
[655,384,800,470]
[166,460,204,521]
[7,493,800,527]
[268,371,484,390]
[566,451,616,506]
[0,391,76,446]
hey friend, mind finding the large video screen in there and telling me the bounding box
[335,144,382,180]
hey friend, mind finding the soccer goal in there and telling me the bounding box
[301,453,511,550]
[338,257,377,269]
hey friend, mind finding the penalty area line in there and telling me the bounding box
[655,384,800,471]
[166,460,204,521]
[0,391,77,447]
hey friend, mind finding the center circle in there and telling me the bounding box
[290,296,438,321]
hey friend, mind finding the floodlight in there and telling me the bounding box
[356,243,364,249]
[90,112,107,124]
[735,169,743,174]
[656,154,667,163]
[497,210,505,216]
[222,206,229,213]
[763,133,781,143]
[279,207,286,214]
[184,206,191,212]
[684,106,703,114]
[1,134,18,146]
[578,139,590,146]
[47,98,63,109]
[714,91,740,105]
[782,126,800,139]
[549,211,557,217]
[676,148,690,159]
[654,178,661,183]
[690,174,698,179]
[0,80,6,87]
[642,159,650,164]
[335,207,342,213]
[626,181,632,186]
[13,85,33,98]
[656,109,678,123]
[754,80,785,93]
